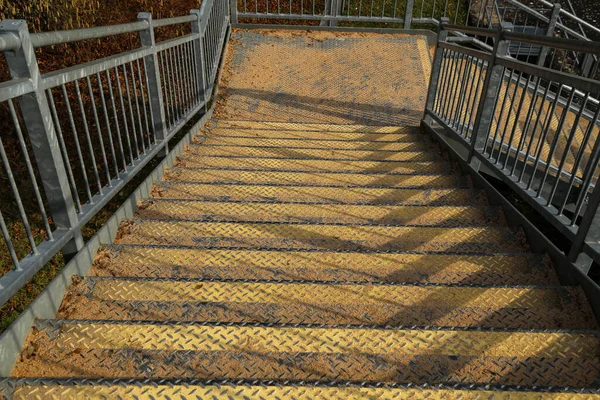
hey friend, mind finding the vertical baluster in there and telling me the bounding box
[105,69,129,170]
[85,76,112,185]
[129,62,147,152]
[46,89,83,213]
[115,67,136,162]
[96,72,120,175]
[61,84,93,203]
[535,88,576,198]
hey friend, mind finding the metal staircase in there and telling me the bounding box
[1,2,600,398]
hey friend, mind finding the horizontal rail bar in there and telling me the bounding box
[497,55,600,94]
[29,21,149,48]
[0,29,20,52]
[0,78,34,102]
[441,24,499,38]
[502,31,600,56]
[439,41,493,62]
[153,15,198,27]
[0,230,72,306]
[40,33,200,89]
[237,12,405,23]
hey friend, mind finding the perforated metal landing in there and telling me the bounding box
[215,30,432,125]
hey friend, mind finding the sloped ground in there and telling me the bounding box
[4,30,600,398]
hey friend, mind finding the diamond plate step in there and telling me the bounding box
[177,155,449,172]
[136,200,504,227]
[152,183,485,205]
[116,221,526,253]
[6,380,600,399]
[188,143,440,162]
[199,136,435,151]
[56,277,594,329]
[214,120,420,133]
[12,321,600,387]
[208,127,423,141]
[166,169,466,188]
[93,247,558,286]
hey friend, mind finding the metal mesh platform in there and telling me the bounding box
[215,30,432,125]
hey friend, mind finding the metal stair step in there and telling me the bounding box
[214,120,421,133]
[187,143,441,162]
[177,155,449,172]
[12,320,600,387]
[115,221,527,253]
[136,200,505,227]
[93,246,558,286]
[151,183,486,205]
[166,169,466,188]
[198,136,435,151]
[55,277,595,329]
[6,380,600,399]
[207,127,424,141]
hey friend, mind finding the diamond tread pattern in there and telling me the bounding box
[188,143,442,162]
[167,169,463,188]
[94,247,556,286]
[116,220,526,253]
[11,322,600,387]
[178,155,449,172]
[57,278,594,329]
[152,183,485,205]
[10,117,600,394]
[8,383,600,399]
[208,128,423,141]
[137,201,503,226]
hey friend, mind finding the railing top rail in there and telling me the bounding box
[29,21,149,48]
[442,24,498,38]
[0,14,201,53]
[502,30,600,55]
[153,15,198,27]
[442,23,600,56]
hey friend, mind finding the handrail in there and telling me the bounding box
[0,15,202,52]
[424,23,600,277]
[443,22,600,55]
[0,2,230,306]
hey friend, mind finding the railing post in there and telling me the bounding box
[137,13,168,154]
[468,22,512,171]
[568,185,600,274]
[423,18,449,124]
[229,0,239,24]
[404,0,414,29]
[320,0,341,27]
[537,3,560,67]
[191,9,210,112]
[0,20,83,258]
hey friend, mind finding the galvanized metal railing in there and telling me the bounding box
[0,1,229,306]
[424,22,600,275]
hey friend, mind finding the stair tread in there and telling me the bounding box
[214,120,421,133]
[177,155,448,172]
[166,169,465,188]
[12,321,600,387]
[55,277,595,329]
[207,127,424,141]
[188,143,442,162]
[7,381,600,399]
[116,220,527,253]
[151,183,485,205]
[92,247,557,286]
[199,136,434,151]
[136,200,504,226]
